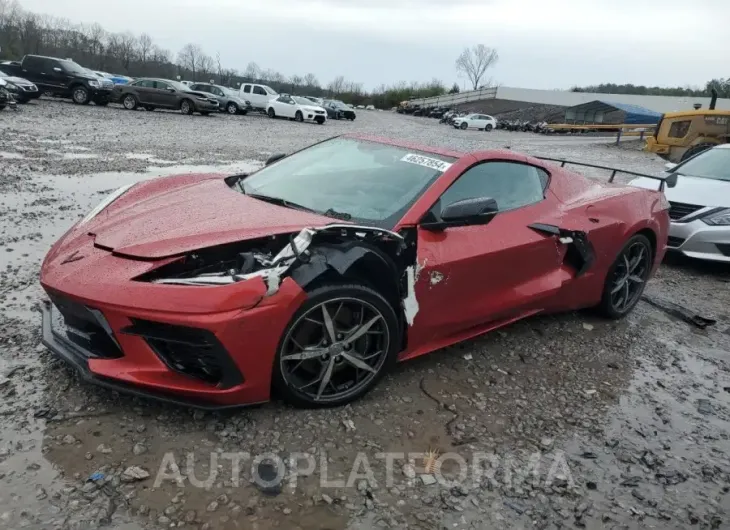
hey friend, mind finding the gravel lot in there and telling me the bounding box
[0,99,729,530]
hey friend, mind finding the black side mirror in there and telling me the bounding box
[421,197,499,231]
[265,153,286,166]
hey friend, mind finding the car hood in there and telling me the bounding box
[2,76,34,85]
[631,173,730,208]
[89,176,338,259]
[184,90,213,99]
[299,104,325,112]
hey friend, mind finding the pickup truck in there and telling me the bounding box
[238,83,278,112]
[1,55,114,105]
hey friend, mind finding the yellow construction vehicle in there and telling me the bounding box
[645,90,730,162]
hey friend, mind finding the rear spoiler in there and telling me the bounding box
[535,156,678,191]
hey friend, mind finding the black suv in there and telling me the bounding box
[2,55,114,105]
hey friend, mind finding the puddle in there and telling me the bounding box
[0,151,25,159]
[60,153,100,160]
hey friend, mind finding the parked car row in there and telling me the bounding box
[0,54,360,124]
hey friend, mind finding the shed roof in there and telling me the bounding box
[567,100,662,124]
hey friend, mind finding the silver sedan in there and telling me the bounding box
[631,144,730,262]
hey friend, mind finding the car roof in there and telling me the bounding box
[715,144,730,150]
[342,134,466,159]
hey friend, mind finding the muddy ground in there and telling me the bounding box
[0,100,728,530]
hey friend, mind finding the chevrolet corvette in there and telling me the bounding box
[40,135,673,409]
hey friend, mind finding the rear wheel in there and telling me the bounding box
[267,107,276,118]
[122,94,138,110]
[460,122,468,130]
[597,234,653,319]
[680,142,715,162]
[180,99,193,115]
[295,110,303,122]
[273,284,399,408]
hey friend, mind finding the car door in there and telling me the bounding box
[276,95,295,117]
[252,85,268,108]
[472,114,487,129]
[19,56,48,87]
[129,80,155,104]
[407,160,563,350]
[153,81,179,108]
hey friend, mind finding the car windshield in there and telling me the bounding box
[0,69,8,77]
[60,60,87,75]
[265,86,277,95]
[222,87,238,96]
[675,148,730,182]
[239,138,455,228]
[293,96,314,105]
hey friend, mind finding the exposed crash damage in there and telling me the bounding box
[39,135,671,408]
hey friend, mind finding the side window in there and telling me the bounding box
[253,86,266,95]
[438,162,546,215]
[133,79,155,88]
[189,84,201,91]
[243,85,251,93]
[155,81,171,90]
[668,120,691,138]
[23,56,44,70]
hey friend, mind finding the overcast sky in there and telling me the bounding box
[18,0,727,90]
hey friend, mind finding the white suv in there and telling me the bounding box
[453,114,497,131]
[239,83,278,112]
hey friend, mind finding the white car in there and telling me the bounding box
[453,113,497,131]
[630,144,730,262]
[267,95,327,124]
[239,83,278,112]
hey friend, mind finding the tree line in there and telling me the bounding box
[571,80,730,99]
[0,0,458,107]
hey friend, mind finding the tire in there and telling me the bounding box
[267,107,275,118]
[460,122,468,130]
[597,234,653,319]
[71,86,90,105]
[295,110,303,122]
[226,102,238,115]
[680,142,715,162]
[122,94,138,110]
[180,99,193,115]
[485,124,493,131]
[273,283,400,408]
[144,106,155,112]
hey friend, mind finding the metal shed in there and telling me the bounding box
[564,100,662,125]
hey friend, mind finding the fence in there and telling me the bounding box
[406,87,498,108]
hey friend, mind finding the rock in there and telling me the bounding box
[540,437,554,449]
[132,443,147,455]
[321,493,333,504]
[184,510,197,523]
[420,474,437,486]
[121,466,150,482]
[582,323,594,331]
[158,516,170,525]
[164,505,178,516]
[342,419,356,432]
[283,508,292,515]
[137,505,149,516]
[697,399,713,415]
[206,501,218,512]
[96,444,112,454]
[62,434,77,444]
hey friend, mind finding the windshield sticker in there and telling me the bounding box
[401,154,452,172]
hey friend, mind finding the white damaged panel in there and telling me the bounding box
[402,265,420,326]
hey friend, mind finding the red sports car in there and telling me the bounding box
[40,135,674,409]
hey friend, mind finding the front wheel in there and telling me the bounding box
[273,284,399,408]
[460,122,468,130]
[180,99,193,115]
[267,107,275,118]
[226,102,238,114]
[72,86,90,105]
[597,234,653,319]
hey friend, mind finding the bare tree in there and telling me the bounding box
[455,44,498,91]
[138,33,152,63]
[177,43,204,80]
[243,61,259,81]
[199,53,215,80]
[303,73,319,88]
[215,51,222,83]
[328,75,346,94]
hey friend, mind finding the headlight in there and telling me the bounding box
[80,184,135,225]
[702,208,730,226]
[88,79,100,88]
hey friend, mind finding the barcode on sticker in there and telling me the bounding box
[401,153,452,172]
